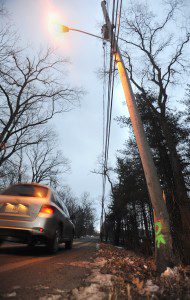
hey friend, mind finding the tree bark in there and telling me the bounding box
[141,201,152,255]
[114,218,121,246]
[161,120,190,263]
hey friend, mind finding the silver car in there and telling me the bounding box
[0,183,75,253]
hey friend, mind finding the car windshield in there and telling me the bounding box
[1,185,48,198]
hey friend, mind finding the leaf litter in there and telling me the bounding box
[67,243,190,299]
[98,243,190,299]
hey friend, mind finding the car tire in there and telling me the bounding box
[27,240,36,248]
[0,239,3,247]
[65,235,73,250]
[47,227,60,254]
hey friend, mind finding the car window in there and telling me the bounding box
[61,202,70,217]
[57,196,64,211]
[52,193,62,210]
[55,194,70,217]
[56,201,62,210]
[51,192,56,204]
[1,184,48,198]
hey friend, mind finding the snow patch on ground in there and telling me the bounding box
[35,285,50,290]
[88,269,113,286]
[145,280,159,293]
[39,295,61,300]
[96,243,100,251]
[71,284,105,300]
[3,291,17,298]
[92,257,107,268]
[161,266,180,279]
[12,286,20,290]
[69,256,115,299]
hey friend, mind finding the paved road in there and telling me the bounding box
[0,237,98,299]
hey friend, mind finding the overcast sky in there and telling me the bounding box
[4,0,128,223]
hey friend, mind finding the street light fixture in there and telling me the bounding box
[59,24,104,40]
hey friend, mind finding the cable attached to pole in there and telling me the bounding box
[100,0,121,240]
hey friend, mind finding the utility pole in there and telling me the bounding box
[101,0,174,272]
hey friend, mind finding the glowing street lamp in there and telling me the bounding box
[60,25,70,33]
[51,20,104,40]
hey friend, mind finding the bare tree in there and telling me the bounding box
[60,186,78,216]
[0,4,20,65]
[119,0,190,262]
[0,149,28,189]
[0,129,70,189]
[26,134,70,187]
[183,85,190,194]
[75,192,95,237]
[0,3,6,18]
[58,188,96,237]
[0,46,82,165]
[0,12,83,166]
[92,154,115,193]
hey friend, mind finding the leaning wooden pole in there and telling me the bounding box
[101,0,174,272]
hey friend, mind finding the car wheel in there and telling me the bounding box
[47,227,60,254]
[27,240,36,248]
[65,235,73,250]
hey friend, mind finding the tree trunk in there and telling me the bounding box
[141,201,152,255]
[114,218,121,246]
[131,202,140,250]
[165,190,183,262]
[161,120,190,263]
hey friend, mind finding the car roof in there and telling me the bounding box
[2,183,52,195]
[0,183,52,200]
[9,182,51,189]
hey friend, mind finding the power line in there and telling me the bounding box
[103,0,122,172]
[100,0,122,235]
[115,0,122,43]
[104,0,116,168]
[100,41,107,236]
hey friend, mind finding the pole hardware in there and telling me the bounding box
[101,24,110,41]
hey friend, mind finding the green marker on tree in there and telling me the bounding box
[155,221,166,248]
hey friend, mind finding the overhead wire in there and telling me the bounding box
[100,0,116,236]
[116,0,122,43]
[100,0,123,236]
[104,0,116,171]
[104,0,122,169]
[100,40,107,236]
[104,0,121,175]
